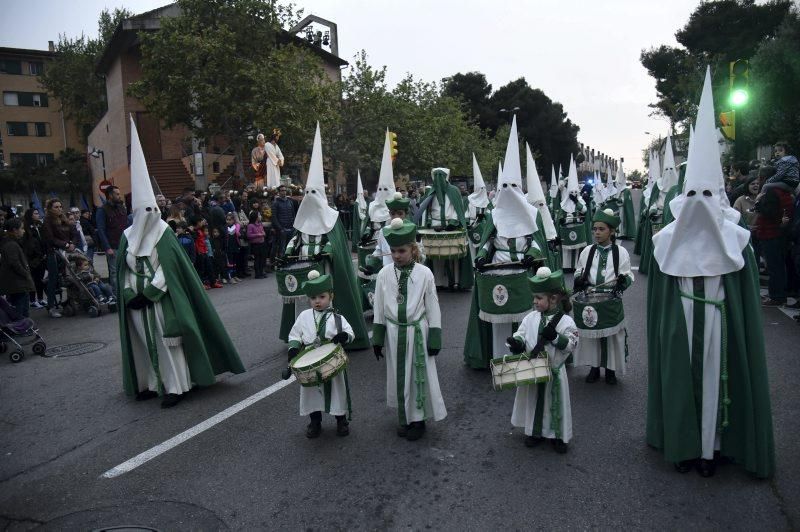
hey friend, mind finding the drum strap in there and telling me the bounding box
[581,244,620,287]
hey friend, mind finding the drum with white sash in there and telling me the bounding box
[418,228,468,258]
[475,270,532,323]
[290,343,349,387]
[570,291,625,338]
[467,220,487,245]
[490,354,551,390]
[651,214,664,235]
[558,221,588,250]
[276,260,324,302]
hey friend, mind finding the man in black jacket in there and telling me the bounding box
[272,185,297,256]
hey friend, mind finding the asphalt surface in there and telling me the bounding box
[1,190,799,530]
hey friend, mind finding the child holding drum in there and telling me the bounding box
[506,267,578,453]
[372,218,447,441]
[283,270,354,438]
[572,209,633,385]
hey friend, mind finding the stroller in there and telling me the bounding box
[57,250,117,318]
[0,297,47,363]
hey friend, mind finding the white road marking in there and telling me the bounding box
[101,376,295,479]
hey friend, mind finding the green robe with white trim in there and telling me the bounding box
[646,247,774,478]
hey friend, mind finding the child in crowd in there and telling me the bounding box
[210,227,228,285]
[247,211,267,279]
[193,217,214,289]
[372,218,446,441]
[506,267,578,453]
[74,255,115,304]
[284,270,354,438]
[224,213,242,283]
[176,221,196,264]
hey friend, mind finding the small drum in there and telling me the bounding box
[570,291,625,338]
[651,215,664,235]
[360,277,376,310]
[475,270,533,323]
[559,221,588,250]
[418,228,468,258]
[276,260,323,302]
[290,343,348,387]
[490,354,551,390]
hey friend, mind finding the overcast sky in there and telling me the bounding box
[1,0,701,172]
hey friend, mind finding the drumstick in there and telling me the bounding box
[282,253,331,260]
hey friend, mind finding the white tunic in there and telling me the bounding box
[510,311,578,442]
[124,248,191,396]
[423,196,458,228]
[265,142,284,189]
[288,308,354,416]
[572,244,634,373]
[374,263,447,423]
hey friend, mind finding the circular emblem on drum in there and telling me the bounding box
[473,232,481,241]
[285,274,299,293]
[582,305,598,328]
[492,284,509,306]
[569,230,578,242]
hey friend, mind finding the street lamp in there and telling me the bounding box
[90,148,106,181]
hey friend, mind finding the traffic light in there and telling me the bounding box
[389,131,398,160]
[720,110,735,141]
[729,59,750,108]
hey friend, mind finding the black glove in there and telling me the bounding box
[331,332,349,345]
[569,194,579,204]
[360,265,374,276]
[359,235,372,246]
[521,255,536,268]
[573,277,589,292]
[281,366,292,380]
[474,255,489,271]
[373,345,384,360]
[288,347,299,362]
[434,226,444,232]
[274,255,287,268]
[506,336,526,354]
[126,294,150,310]
[615,274,627,290]
[649,211,659,221]
[542,326,558,342]
[445,224,459,231]
[428,348,440,357]
[312,253,325,262]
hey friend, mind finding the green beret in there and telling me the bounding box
[302,270,333,297]
[529,266,566,294]
[593,208,620,229]
[383,217,417,247]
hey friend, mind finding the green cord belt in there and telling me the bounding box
[386,314,428,412]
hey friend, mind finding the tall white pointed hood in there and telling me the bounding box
[497,161,504,183]
[355,170,367,214]
[659,135,679,192]
[493,116,537,237]
[644,150,659,201]
[605,163,618,197]
[549,166,558,199]
[468,153,490,209]
[615,161,627,196]
[525,143,556,239]
[560,156,581,213]
[124,115,168,257]
[653,66,750,277]
[294,123,339,235]
[368,129,396,223]
[593,170,606,204]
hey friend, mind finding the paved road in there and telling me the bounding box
[1,193,798,530]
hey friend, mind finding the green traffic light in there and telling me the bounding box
[730,88,749,107]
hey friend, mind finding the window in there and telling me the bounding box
[28,62,43,75]
[2,92,48,107]
[0,59,23,75]
[36,153,54,166]
[10,153,53,167]
[3,92,18,106]
[212,161,220,173]
[35,122,50,137]
[7,122,28,136]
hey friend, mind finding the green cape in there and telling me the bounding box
[618,189,637,239]
[116,231,245,396]
[634,183,659,256]
[635,184,660,273]
[646,248,774,478]
[351,201,366,252]
[279,220,370,350]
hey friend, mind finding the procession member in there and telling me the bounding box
[466,153,493,260]
[506,267,578,453]
[572,209,633,384]
[351,170,368,252]
[372,218,447,441]
[284,270,354,438]
[634,151,660,256]
[663,127,694,226]
[118,116,245,409]
[464,116,543,369]
[647,68,774,479]
[639,136,678,274]
[593,170,607,209]
[548,165,560,222]
[277,123,369,349]
[526,143,560,270]
[416,167,473,290]
[557,156,589,271]
[368,192,411,270]
[361,130,396,245]
[614,161,637,239]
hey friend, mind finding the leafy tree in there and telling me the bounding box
[441,72,495,130]
[39,8,133,141]
[129,0,339,180]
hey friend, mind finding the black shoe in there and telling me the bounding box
[585,367,600,383]
[306,421,322,438]
[524,435,544,448]
[406,421,426,441]
[605,369,617,385]
[281,366,292,380]
[136,390,158,401]
[336,416,350,437]
[697,458,716,477]
[160,393,182,408]
[674,459,696,473]
[397,424,409,437]
[552,439,568,454]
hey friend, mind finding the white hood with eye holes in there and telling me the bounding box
[493,116,538,238]
[294,123,339,235]
[368,129,396,223]
[560,156,582,214]
[653,67,750,277]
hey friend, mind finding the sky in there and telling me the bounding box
[0,0,701,173]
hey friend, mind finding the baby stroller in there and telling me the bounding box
[0,297,47,363]
[58,250,117,318]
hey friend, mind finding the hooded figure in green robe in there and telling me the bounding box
[613,162,637,239]
[351,170,368,252]
[278,123,370,350]
[646,68,774,479]
[415,167,474,290]
[118,116,244,408]
[634,150,660,256]
[639,136,677,274]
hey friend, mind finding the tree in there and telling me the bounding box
[441,72,495,130]
[129,0,340,180]
[39,8,132,142]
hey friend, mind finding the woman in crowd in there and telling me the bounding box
[23,207,47,308]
